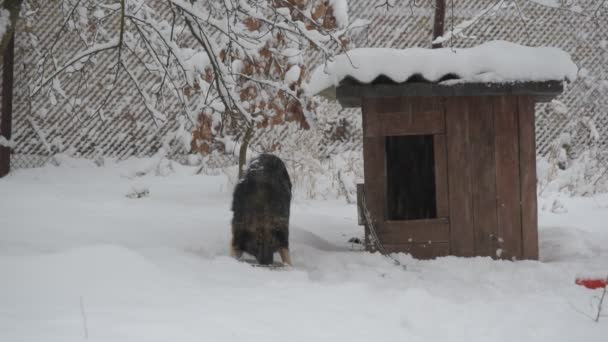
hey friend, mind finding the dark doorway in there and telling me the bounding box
[385,135,437,220]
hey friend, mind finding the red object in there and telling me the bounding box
[576,278,608,290]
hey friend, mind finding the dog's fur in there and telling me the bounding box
[230,154,292,265]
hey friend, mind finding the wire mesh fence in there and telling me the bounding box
[5,0,608,170]
[346,0,607,156]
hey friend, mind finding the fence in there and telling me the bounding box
[4,0,608,170]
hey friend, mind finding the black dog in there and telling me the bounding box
[230,154,292,265]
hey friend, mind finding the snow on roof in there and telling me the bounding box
[307,40,578,96]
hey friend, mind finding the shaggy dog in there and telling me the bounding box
[230,154,292,265]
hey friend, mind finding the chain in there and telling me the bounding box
[360,188,406,269]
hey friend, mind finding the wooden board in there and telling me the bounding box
[362,97,387,245]
[364,97,444,137]
[365,110,444,137]
[434,134,449,218]
[382,242,450,259]
[494,95,523,259]
[445,97,475,256]
[379,219,449,244]
[336,80,564,108]
[356,183,365,226]
[371,96,439,114]
[468,97,499,257]
[518,96,539,260]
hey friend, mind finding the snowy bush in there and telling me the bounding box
[538,147,608,196]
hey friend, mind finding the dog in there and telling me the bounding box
[230,154,292,266]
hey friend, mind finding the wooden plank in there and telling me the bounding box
[372,96,439,114]
[383,242,450,259]
[356,183,365,226]
[361,97,387,236]
[364,96,445,137]
[445,97,475,256]
[358,184,371,250]
[434,134,449,218]
[494,96,523,259]
[364,110,445,137]
[379,219,450,244]
[336,80,564,108]
[518,96,539,260]
[363,137,385,220]
[369,96,404,113]
[468,97,499,257]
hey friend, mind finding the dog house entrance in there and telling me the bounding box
[385,135,437,220]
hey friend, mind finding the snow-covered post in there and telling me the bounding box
[0,0,21,176]
[0,0,21,65]
[432,0,446,48]
[0,30,14,177]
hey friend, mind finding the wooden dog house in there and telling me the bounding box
[309,42,576,260]
[341,80,564,260]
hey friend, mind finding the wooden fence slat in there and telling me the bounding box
[494,96,523,259]
[518,96,539,260]
[445,97,475,256]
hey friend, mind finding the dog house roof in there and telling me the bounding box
[307,40,577,107]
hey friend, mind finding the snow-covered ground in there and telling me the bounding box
[1,158,607,342]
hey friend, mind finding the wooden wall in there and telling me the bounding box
[361,95,538,260]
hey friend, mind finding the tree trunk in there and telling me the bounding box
[432,0,446,48]
[0,31,14,177]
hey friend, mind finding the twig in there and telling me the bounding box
[595,275,608,322]
[79,296,88,339]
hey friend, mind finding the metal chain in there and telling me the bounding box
[360,189,406,269]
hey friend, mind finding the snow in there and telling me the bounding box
[307,41,578,95]
[1,158,607,341]
[184,50,211,75]
[0,9,10,41]
[432,1,506,45]
[0,135,15,148]
[284,65,301,84]
[329,0,349,28]
[281,48,304,65]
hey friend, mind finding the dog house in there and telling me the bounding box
[310,42,576,260]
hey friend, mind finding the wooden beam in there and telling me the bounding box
[383,242,449,259]
[445,97,476,256]
[361,97,387,247]
[518,96,539,260]
[380,218,450,244]
[434,134,449,218]
[365,109,444,136]
[336,80,564,108]
[469,96,498,257]
[494,96,523,259]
